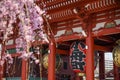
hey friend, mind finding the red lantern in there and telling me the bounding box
[70,41,86,73]
[69,41,98,73]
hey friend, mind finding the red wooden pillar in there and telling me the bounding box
[76,73,84,80]
[0,61,4,80]
[21,59,28,80]
[0,43,5,80]
[48,42,56,80]
[114,64,120,80]
[99,52,105,79]
[75,76,83,80]
[86,27,94,80]
[79,77,83,80]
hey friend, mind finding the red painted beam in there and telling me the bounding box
[95,16,120,23]
[94,45,111,52]
[11,53,21,57]
[56,49,68,55]
[49,15,77,23]
[96,36,114,43]
[55,33,85,42]
[93,25,120,37]
[55,25,120,42]
[6,45,16,49]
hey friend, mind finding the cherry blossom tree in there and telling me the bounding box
[0,0,46,61]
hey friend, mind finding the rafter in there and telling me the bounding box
[42,0,96,14]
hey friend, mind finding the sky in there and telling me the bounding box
[105,52,113,60]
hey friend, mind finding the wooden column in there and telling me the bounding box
[0,43,5,80]
[75,76,83,80]
[99,52,105,79]
[48,42,56,80]
[86,27,94,80]
[0,66,3,80]
[79,77,83,80]
[76,73,84,80]
[21,59,28,80]
[114,64,120,80]
[75,76,80,80]
[0,60,4,80]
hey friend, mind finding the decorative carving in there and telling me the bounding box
[104,21,116,28]
[65,28,73,35]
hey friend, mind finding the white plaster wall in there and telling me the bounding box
[5,39,14,45]
[93,22,106,31]
[115,19,120,25]
[55,30,65,37]
[72,27,83,33]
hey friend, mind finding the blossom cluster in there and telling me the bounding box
[0,0,46,60]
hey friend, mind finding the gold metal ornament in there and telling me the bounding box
[112,39,120,67]
[43,54,49,69]
[42,54,63,71]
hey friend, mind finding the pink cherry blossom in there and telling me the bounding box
[0,0,47,60]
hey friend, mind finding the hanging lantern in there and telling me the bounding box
[69,41,98,73]
[42,53,63,71]
[112,39,120,67]
[70,41,86,73]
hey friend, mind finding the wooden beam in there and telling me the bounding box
[11,53,21,57]
[56,49,68,55]
[94,45,111,52]
[55,33,85,42]
[95,16,120,23]
[6,45,16,49]
[8,45,111,55]
[55,24,120,42]
[96,36,114,43]
[92,25,120,37]
[49,14,77,23]
[56,19,81,27]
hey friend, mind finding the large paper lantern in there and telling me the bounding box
[69,41,98,73]
[43,54,62,71]
[112,39,120,67]
[70,41,86,73]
